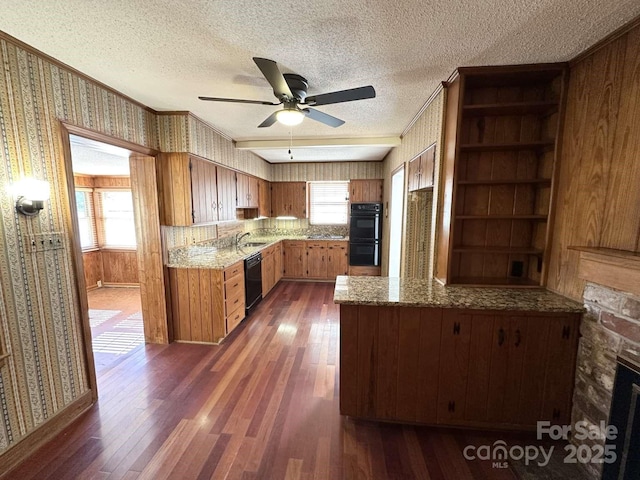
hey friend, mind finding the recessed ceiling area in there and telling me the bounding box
[3,1,640,163]
[70,135,131,176]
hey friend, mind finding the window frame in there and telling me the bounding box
[94,188,137,250]
[308,181,350,226]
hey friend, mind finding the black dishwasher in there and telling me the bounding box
[244,252,262,315]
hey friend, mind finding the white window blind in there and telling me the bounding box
[95,190,137,248]
[308,181,349,225]
[75,189,97,250]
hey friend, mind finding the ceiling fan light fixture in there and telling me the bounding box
[276,108,305,126]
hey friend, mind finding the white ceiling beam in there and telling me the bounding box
[234,136,401,150]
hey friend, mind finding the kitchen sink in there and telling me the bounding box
[240,242,268,247]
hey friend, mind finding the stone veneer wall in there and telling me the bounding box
[572,282,640,478]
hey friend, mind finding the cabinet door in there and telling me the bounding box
[261,248,274,296]
[274,243,283,282]
[237,173,259,208]
[350,179,383,202]
[190,157,218,224]
[289,182,307,218]
[327,242,348,278]
[306,242,327,278]
[463,314,495,422]
[408,157,421,192]
[270,182,286,216]
[418,145,435,189]
[258,179,271,217]
[437,310,471,424]
[541,315,580,424]
[216,167,237,221]
[283,242,307,278]
[157,153,192,226]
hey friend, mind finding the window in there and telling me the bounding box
[75,189,97,250]
[96,190,137,248]
[308,181,349,225]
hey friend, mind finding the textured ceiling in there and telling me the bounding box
[1,1,639,163]
[70,135,131,176]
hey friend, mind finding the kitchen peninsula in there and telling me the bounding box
[334,276,584,430]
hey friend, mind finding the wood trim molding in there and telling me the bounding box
[570,246,640,297]
[62,122,159,156]
[570,14,640,67]
[401,82,446,138]
[0,391,93,478]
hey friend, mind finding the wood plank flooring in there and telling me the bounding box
[10,281,553,479]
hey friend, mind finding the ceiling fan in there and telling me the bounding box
[199,57,376,128]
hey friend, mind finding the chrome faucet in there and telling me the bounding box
[236,232,251,247]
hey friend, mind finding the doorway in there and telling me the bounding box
[60,123,168,394]
[388,165,405,277]
[70,135,145,373]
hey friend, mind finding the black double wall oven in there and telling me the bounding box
[349,203,382,267]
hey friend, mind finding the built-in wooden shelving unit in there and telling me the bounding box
[436,63,568,287]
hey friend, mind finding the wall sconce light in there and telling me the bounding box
[12,178,51,216]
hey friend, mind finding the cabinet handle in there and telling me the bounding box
[447,401,456,412]
[234,298,239,304]
[562,325,571,339]
[218,203,223,210]
[453,322,460,335]
[498,328,505,346]
[514,329,521,347]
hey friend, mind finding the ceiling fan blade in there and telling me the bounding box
[305,85,376,106]
[258,112,279,128]
[253,57,294,100]
[198,96,280,105]
[303,108,345,128]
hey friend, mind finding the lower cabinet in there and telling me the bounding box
[340,304,580,430]
[283,240,348,280]
[168,260,245,344]
[261,242,283,297]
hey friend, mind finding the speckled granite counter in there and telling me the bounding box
[333,275,584,312]
[167,235,347,269]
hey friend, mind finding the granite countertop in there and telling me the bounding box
[167,235,348,269]
[333,276,584,313]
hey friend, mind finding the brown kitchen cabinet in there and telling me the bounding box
[350,179,383,203]
[157,153,237,225]
[216,167,237,222]
[258,179,271,217]
[436,64,568,287]
[237,172,259,208]
[306,241,328,279]
[408,145,435,191]
[261,243,279,297]
[271,182,307,218]
[167,261,245,344]
[283,240,307,279]
[326,241,349,278]
[340,304,580,430]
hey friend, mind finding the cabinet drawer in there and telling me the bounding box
[224,274,244,299]
[224,261,244,282]
[328,241,348,250]
[306,241,327,249]
[225,285,245,315]
[226,303,245,334]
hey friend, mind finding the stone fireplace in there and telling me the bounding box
[572,281,640,478]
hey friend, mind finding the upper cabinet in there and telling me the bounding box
[216,167,237,222]
[258,179,271,217]
[436,64,568,287]
[236,173,259,208]
[350,179,383,203]
[271,182,307,218]
[157,153,237,226]
[408,146,435,191]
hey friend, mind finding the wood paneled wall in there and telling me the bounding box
[82,251,103,289]
[101,250,139,284]
[547,23,640,300]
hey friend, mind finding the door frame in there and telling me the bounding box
[59,122,167,399]
[389,163,406,277]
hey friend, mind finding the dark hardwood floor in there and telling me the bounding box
[11,281,553,479]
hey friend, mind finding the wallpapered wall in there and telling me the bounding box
[0,32,269,457]
[271,161,384,181]
[381,89,445,276]
[0,36,159,453]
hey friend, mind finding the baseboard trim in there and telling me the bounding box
[0,390,94,477]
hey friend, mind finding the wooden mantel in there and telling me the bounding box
[570,247,640,297]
